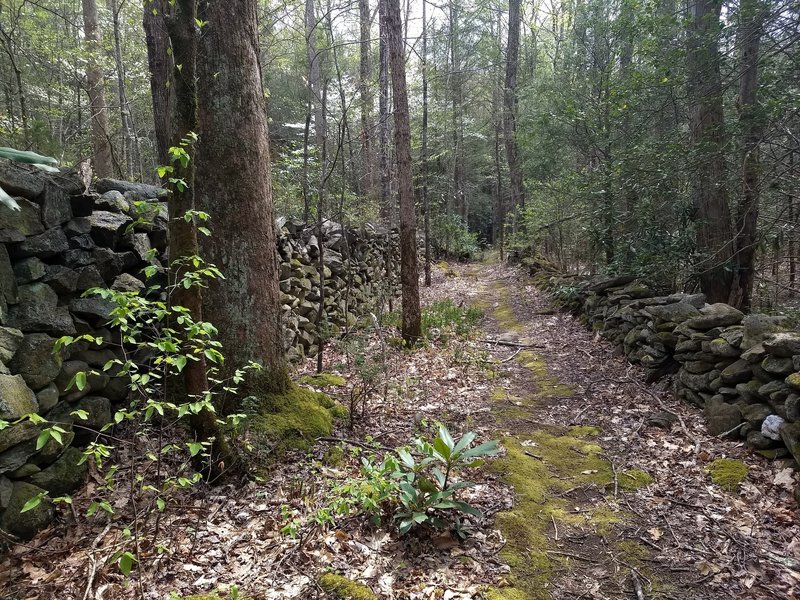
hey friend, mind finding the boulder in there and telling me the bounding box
[95,178,166,199]
[95,190,130,213]
[86,210,132,248]
[787,394,800,422]
[685,303,744,330]
[0,421,39,454]
[39,181,74,228]
[28,446,87,496]
[720,359,753,385]
[0,439,39,474]
[111,273,144,293]
[761,355,794,376]
[0,245,18,308]
[12,257,46,283]
[42,265,79,295]
[704,396,743,436]
[0,197,44,243]
[0,481,54,539]
[47,395,111,433]
[0,159,45,197]
[740,403,772,427]
[742,314,787,350]
[763,333,800,358]
[11,227,69,259]
[0,374,38,420]
[35,383,59,413]
[763,415,786,441]
[69,297,114,323]
[0,326,23,363]
[646,302,701,324]
[6,282,75,336]
[779,421,800,465]
[8,333,63,389]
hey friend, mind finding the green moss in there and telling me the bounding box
[298,372,347,387]
[318,573,377,600]
[516,351,575,398]
[618,469,654,491]
[323,445,345,467]
[614,540,651,565]
[569,425,600,438]
[248,384,335,452]
[707,458,749,491]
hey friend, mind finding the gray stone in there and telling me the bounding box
[35,383,59,413]
[8,333,63,389]
[120,232,152,262]
[39,181,73,228]
[779,421,800,465]
[0,421,39,454]
[742,314,787,350]
[763,333,800,358]
[0,244,18,307]
[747,431,779,450]
[0,475,11,508]
[54,360,90,397]
[111,272,144,293]
[47,395,111,432]
[95,178,166,199]
[763,415,786,440]
[741,403,772,427]
[787,394,800,422]
[646,302,701,324]
[0,159,45,197]
[76,266,105,291]
[92,247,137,280]
[736,380,765,402]
[42,265,79,295]
[0,439,39,474]
[686,303,744,330]
[761,355,795,376]
[86,210,132,248]
[720,359,753,385]
[95,190,130,213]
[0,374,38,420]
[0,326,23,363]
[741,343,767,363]
[69,297,114,323]
[707,338,740,358]
[0,197,44,243]
[7,283,75,336]
[28,446,87,496]
[12,257,46,284]
[11,227,69,258]
[0,481,54,539]
[704,397,743,436]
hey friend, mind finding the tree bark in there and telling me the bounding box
[194,0,289,397]
[729,0,766,311]
[82,0,113,178]
[421,0,431,287]
[378,0,392,224]
[143,0,174,168]
[384,0,420,343]
[504,0,525,215]
[686,0,733,303]
[359,0,373,200]
[306,0,325,221]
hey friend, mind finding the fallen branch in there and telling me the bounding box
[546,549,600,563]
[499,348,523,363]
[480,338,543,348]
[631,569,646,600]
[716,422,745,439]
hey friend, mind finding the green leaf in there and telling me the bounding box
[118,551,137,576]
[460,440,500,459]
[20,493,45,513]
[452,431,476,455]
[35,430,51,450]
[438,424,455,451]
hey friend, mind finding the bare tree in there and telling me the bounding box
[143,0,174,166]
[504,0,525,217]
[81,0,113,177]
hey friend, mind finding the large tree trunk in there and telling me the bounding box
[729,0,766,311]
[194,0,289,397]
[384,0,421,343]
[82,0,113,178]
[686,0,733,303]
[378,0,392,224]
[143,0,174,167]
[359,0,373,200]
[306,0,326,217]
[504,0,525,215]
[449,1,465,222]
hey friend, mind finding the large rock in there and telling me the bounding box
[0,197,43,243]
[646,302,701,324]
[6,282,75,336]
[0,326,23,363]
[779,421,800,466]
[28,446,87,496]
[8,333,63,389]
[47,395,111,433]
[763,333,800,358]
[0,481,54,539]
[95,178,166,199]
[0,159,45,197]
[0,374,38,420]
[42,265,79,295]
[12,257,47,283]
[704,397,743,436]
[10,227,69,258]
[0,244,18,309]
[39,181,74,228]
[69,297,114,323]
[719,359,753,385]
[0,421,39,454]
[741,314,787,350]
[686,303,744,330]
[86,211,132,248]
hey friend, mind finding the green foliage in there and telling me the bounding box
[385,300,483,342]
[707,458,749,491]
[317,573,377,600]
[431,213,481,260]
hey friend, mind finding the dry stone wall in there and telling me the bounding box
[0,159,398,539]
[525,261,800,500]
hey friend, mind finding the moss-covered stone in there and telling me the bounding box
[707,458,749,491]
[318,573,377,600]
[0,481,54,539]
[248,384,335,452]
[323,445,345,467]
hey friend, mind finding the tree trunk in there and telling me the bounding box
[686,0,733,303]
[359,0,373,200]
[504,0,525,215]
[194,0,289,397]
[449,1,465,221]
[143,0,174,167]
[109,0,138,178]
[729,0,766,311]
[82,0,113,178]
[421,0,431,287]
[384,0,421,343]
[306,0,325,216]
[378,0,392,224]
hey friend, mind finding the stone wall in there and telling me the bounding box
[525,261,800,496]
[0,159,398,538]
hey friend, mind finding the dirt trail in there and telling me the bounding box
[462,260,799,600]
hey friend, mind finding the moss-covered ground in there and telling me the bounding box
[483,279,659,599]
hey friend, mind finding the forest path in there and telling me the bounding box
[456,259,798,599]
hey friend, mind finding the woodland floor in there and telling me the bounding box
[2,260,800,599]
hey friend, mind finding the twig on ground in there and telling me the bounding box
[480,338,543,348]
[631,569,646,600]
